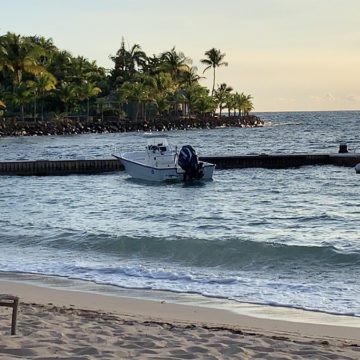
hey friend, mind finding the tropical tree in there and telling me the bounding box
[78,81,102,120]
[0,32,45,86]
[193,92,216,117]
[182,84,215,117]
[0,99,5,116]
[57,82,78,114]
[152,72,176,116]
[47,50,72,82]
[182,83,207,116]
[225,93,237,116]
[110,39,147,85]
[0,37,9,72]
[27,35,57,53]
[179,66,204,87]
[11,83,32,120]
[234,92,253,116]
[27,35,57,68]
[68,56,100,85]
[119,76,155,122]
[200,48,228,96]
[0,31,255,125]
[143,54,162,76]
[159,47,192,84]
[28,72,57,120]
[214,83,233,116]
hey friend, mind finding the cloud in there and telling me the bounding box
[345,94,360,102]
[311,93,336,102]
[324,92,336,101]
[275,97,296,103]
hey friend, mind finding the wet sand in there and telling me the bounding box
[1,279,360,359]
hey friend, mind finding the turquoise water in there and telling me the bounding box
[1,111,360,316]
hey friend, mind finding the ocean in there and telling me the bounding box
[1,111,360,316]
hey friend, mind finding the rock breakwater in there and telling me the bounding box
[0,115,263,137]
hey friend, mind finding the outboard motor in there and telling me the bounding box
[178,145,204,181]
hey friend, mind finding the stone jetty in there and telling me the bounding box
[0,115,263,137]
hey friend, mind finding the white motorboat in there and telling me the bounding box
[113,138,215,182]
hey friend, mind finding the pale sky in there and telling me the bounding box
[2,0,360,112]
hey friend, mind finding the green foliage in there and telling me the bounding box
[214,83,233,116]
[201,48,228,95]
[0,32,254,122]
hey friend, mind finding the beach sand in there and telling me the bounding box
[1,279,360,359]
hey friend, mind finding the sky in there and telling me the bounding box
[1,0,360,112]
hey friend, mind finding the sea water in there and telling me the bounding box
[0,111,360,316]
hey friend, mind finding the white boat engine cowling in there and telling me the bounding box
[178,145,204,180]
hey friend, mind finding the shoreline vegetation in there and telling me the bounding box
[0,32,263,137]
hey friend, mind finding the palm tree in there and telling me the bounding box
[57,82,78,114]
[68,56,99,85]
[28,72,57,120]
[234,92,253,116]
[214,83,233,116]
[159,47,192,84]
[27,35,57,53]
[110,38,147,84]
[78,81,102,120]
[193,92,216,117]
[0,100,5,116]
[225,93,236,117]
[152,72,176,116]
[0,32,45,86]
[143,54,162,76]
[47,50,72,82]
[119,73,157,122]
[183,83,204,116]
[11,83,32,121]
[0,37,9,72]
[243,96,254,115]
[179,66,204,87]
[200,48,228,96]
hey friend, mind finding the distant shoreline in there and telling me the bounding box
[0,115,264,137]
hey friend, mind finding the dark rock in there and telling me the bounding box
[0,115,264,137]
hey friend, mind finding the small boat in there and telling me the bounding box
[113,138,215,182]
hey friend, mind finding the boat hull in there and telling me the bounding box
[115,155,215,182]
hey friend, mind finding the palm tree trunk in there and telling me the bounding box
[87,99,90,121]
[41,99,44,121]
[33,96,37,121]
[144,103,147,122]
[212,66,216,96]
[134,102,139,122]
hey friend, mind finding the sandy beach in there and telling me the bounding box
[0,279,359,359]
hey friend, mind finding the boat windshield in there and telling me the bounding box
[146,138,170,152]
